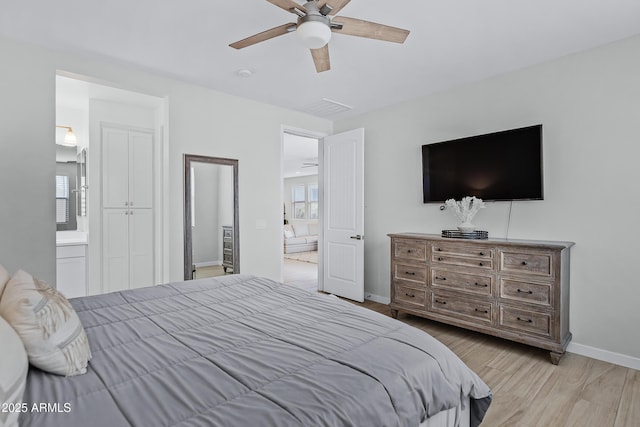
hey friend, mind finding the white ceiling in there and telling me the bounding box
[3,0,639,120]
[283,133,319,178]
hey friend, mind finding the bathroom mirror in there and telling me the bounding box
[184,154,239,280]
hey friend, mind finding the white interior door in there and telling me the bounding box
[322,128,364,302]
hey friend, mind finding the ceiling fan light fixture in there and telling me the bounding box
[296,20,332,49]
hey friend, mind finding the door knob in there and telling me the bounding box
[350,235,363,240]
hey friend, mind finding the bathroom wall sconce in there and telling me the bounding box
[56,125,77,147]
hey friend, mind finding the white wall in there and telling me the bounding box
[334,34,640,362]
[0,35,332,287]
[192,162,220,265]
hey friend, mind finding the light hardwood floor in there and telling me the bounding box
[193,265,226,279]
[356,300,640,427]
[280,262,639,426]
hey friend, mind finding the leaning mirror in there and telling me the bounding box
[184,154,239,280]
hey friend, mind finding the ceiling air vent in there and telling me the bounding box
[297,98,353,118]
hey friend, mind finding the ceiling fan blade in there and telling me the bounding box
[229,23,297,49]
[266,0,307,14]
[331,16,410,43]
[318,0,351,16]
[310,45,330,73]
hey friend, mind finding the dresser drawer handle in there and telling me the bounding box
[517,289,533,294]
[436,248,442,251]
[474,282,489,288]
[517,317,533,323]
[437,257,444,261]
[478,262,484,266]
[435,276,446,281]
[405,292,415,298]
[475,308,489,314]
[405,271,416,276]
[407,249,413,253]
[435,299,447,305]
[479,251,485,256]
[521,261,528,266]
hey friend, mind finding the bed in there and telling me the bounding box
[18,274,491,427]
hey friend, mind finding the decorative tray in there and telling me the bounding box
[441,230,489,240]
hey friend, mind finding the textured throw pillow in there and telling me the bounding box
[0,264,10,300]
[284,228,295,239]
[0,315,28,427]
[0,270,92,376]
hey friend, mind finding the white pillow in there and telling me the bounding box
[0,264,10,300]
[0,315,28,427]
[0,270,92,377]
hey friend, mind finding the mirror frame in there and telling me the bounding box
[183,154,239,280]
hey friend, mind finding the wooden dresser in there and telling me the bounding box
[389,233,574,364]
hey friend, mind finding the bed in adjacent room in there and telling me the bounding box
[9,274,491,427]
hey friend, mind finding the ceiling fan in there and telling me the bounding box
[229,0,410,73]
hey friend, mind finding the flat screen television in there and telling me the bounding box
[422,124,543,203]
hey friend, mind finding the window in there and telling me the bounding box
[291,183,319,220]
[56,175,70,224]
[292,184,306,219]
[308,184,318,220]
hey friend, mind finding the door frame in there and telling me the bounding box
[280,126,328,291]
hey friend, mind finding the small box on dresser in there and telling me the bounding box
[388,233,574,364]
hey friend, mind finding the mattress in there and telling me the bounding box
[20,274,491,426]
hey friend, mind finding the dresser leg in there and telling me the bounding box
[390,309,398,319]
[550,351,564,365]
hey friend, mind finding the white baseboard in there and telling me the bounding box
[365,293,390,305]
[363,294,640,370]
[193,260,221,268]
[567,342,640,371]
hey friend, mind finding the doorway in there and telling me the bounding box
[282,131,321,293]
[55,74,167,297]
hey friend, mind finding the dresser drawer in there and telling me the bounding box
[429,292,493,324]
[500,278,551,307]
[431,268,493,296]
[499,305,552,338]
[393,263,427,285]
[499,250,552,277]
[432,253,493,270]
[431,242,493,259]
[394,239,428,262]
[394,283,427,309]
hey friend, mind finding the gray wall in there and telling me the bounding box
[0,40,55,282]
[334,34,640,361]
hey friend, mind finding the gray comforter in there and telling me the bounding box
[20,275,491,427]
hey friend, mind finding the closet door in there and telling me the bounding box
[102,128,130,209]
[129,132,153,209]
[103,209,130,293]
[129,209,154,289]
[102,126,155,292]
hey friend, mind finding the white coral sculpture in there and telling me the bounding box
[445,196,486,227]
